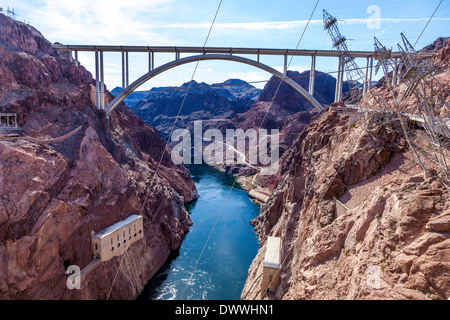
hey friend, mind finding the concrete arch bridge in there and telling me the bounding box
[52,45,434,116]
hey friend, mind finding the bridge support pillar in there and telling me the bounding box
[94,49,106,109]
[309,54,316,96]
[126,52,129,87]
[95,49,100,109]
[122,51,129,89]
[283,54,288,75]
[100,50,105,109]
[75,50,79,67]
[69,50,73,63]
[149,51,154,72]
[335,55,344,103]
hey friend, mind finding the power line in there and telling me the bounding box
[179,0,320,302]
[172,0,224,300]
[106,0,224,301]
[258,0,320,129]
[413,0,443,48]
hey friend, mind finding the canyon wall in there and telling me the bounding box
[242,109,450,300]
[0,13,197,299]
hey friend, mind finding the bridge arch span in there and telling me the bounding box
[104,54,325,116]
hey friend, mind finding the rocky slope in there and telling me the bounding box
[242,104,450,300]
[0,13,198,299]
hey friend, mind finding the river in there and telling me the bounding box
[137,164,260,300]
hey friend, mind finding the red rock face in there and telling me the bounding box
[242,110,450,300]
[0,13,197,299]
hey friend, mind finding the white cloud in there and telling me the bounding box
[33,0,176,44]
[151,17,450,31]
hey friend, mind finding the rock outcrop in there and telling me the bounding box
[0,13,197,299]
[242,110,450,300]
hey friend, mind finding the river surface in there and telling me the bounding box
[138,164,260,300]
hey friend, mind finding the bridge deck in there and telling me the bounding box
[52,44,434,59]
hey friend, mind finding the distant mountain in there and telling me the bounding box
[111,78,261,108]
[124,79,262,140]
[217,79,261,101]
[111,87,150,107]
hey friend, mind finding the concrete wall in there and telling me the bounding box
[261,266,281,299]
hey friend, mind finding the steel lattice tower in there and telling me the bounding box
[323,9,367,102]
[374,35,450,188]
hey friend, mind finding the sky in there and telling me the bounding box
[3,0,450,90]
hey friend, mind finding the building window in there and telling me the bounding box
[111,247,114,251]
[134,233,137,237]
[123,240,126,244]
[139,230,142,234]
[95,244,98,250]
[118,243,120,247]
[269,275,273,283]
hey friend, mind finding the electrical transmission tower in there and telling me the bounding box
[6,6,17,19]
[398,34,450,189]
[323,9,367,104]
[374,35,450,188]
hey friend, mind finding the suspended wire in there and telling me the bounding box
[413,0,443,48]
[106,0,223,301]
[258,0,320,129]
[135,0,223,219]
[181,0,320,301]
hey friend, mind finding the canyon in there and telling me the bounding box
[0,10,449,301]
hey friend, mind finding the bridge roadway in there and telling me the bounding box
[52,44,434,59]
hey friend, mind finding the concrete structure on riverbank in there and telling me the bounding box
[261,236,282,299]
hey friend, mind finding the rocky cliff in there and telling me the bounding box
[242,107,450,300]
[0,13,198,299]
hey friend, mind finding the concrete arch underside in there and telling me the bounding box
[104,54,325,115]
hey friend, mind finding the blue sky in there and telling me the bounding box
[5,0,450,90]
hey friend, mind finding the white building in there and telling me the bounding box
[91,215,144,262]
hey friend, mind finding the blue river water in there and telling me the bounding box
[138,164,260,300]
